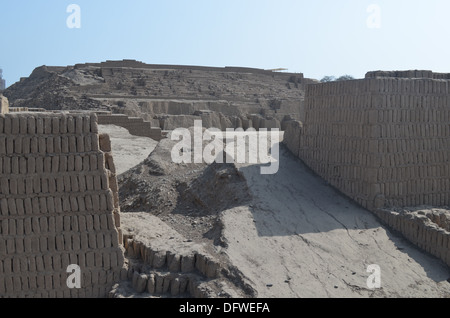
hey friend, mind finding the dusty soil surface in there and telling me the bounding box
[105,124,450,298]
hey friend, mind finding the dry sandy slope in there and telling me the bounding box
[98,125,158,175]
[224,146,450,298]
[103,125,450,298]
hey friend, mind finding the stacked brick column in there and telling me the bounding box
[0,113,124,298]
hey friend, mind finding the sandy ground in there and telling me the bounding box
[224,147,450,298]
[98,125,158,175]
[103,125,450,298]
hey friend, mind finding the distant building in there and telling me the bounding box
[0,69,5,91]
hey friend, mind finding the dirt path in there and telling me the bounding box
[221,145,450,298]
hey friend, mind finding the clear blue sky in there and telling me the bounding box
[1,0,449,87]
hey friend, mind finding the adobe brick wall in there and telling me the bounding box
[296,78,450,210]
[0,112,124,298]
[97,113,163,141]
[284,76,450,267]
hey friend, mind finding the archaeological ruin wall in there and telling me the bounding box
[284,75,450,266]
[0,113,124,298]
[286,77,450,210]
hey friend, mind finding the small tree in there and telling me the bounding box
[336,75,355,81]
[320,76,336,83]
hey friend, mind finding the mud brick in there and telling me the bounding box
[11,116,20,135]
[16,199,25,216]
[72,233,81,251]
[22,136,31,155]
[89,155,97,172]
[97,153,105,170]
[95,252,104,268]
[67,116,75,134]
[93,214,101,231]
[86,252,95,268]
[4,116,11,134]
[77,215,86,232]
[7,198,17,215]
[80,232,89,250]
[63,216,71,231]
[48,177,56,194]
[6,238,15,254]
[101,173,109,190]
[24,197,33,215]
[41,177,49,194]
[3,258,12,274]
[90,114,98,133]
[38,137,46,155]
[19,157,27,174]
[35,157,44,174]
[92,194,100,211]
[17,178,25,195]
[47,216,56,234]
[81,156,91,171]
[46,137,54,154]
[63,175,72,193]
[11,157,19,174]
[40,197,49,214]
[0,178,9,196]
[63,232,72,251]
[67,155,75,171]
[3,157,10,174]
[85,195,93,211]
[105,153,116,174]
[24,218,33,235]
[75,116,84,134]
[46,196,55,214]
[75,156,83,172]
[58,155,67,173]
[110,251,118,268]
[86,214,94,231]
[55,176,64,193]
[55,215,64,233]
[104,232,112,248]
[61,253,70,270]
[77,196,86,212]
[0,136,5,155]
[55,235,64,251]
[6,137,14,154]
[23,236,32,253]
[113,212,120,228]
[8,219,16,235]
[0,198,8,216]
[61,136,69,153]
[84,135,92,152]
[15,219,24,236]
[78,175,86,192]
[70,175,79,193]
[85,174,94,191]
[9,178,18,195]
[99,194,107,211]
[44,254,53,271]
[14,136,23,154]
[53,136,62,154]
[69,136,77,153]
[58,115,67,134]
[91,134,99,151]
[15,237,24,254]
[106,214,115,231]
[39,236,48,252]
[76,135,85,153]
[93,175,102,191]
[98,134,111,153]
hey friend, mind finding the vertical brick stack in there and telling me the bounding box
[297,78,450,210]
[0,113,124,298]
